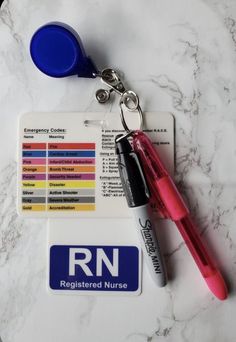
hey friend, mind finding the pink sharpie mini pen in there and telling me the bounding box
[133,131,228,300]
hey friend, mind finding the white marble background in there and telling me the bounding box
[1,0,236,341]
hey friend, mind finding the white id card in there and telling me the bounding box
[18,111,174,218]
[47,218,142,296]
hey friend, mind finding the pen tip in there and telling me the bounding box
[205,271,228,300]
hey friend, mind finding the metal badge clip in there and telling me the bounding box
[95,68,144,134]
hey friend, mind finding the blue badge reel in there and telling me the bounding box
[30,22,98,78]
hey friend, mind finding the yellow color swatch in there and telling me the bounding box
[48,204,95,211]
[22,204,46,211]
[22,181,46,188]
[47,181,95,188]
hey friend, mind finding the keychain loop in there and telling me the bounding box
[120,90,139,111]
[119,102,144,133]
[115,130,134,142]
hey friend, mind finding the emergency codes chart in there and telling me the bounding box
[21,143,96,212]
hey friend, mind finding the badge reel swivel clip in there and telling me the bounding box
[95,68,144,139]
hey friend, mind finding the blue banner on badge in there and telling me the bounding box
[49,245,141,294]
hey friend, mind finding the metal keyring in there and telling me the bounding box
[121,90,139,111]
[119,103,144,133]
[115,130,134,143]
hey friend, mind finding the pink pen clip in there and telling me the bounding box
[133,130,228,300]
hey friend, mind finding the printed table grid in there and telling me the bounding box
[21,142,96,212]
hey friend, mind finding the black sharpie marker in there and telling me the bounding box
[115,135,167,287]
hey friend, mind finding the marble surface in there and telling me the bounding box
[1,0,236,341]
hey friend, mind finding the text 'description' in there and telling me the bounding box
[49,245,141,294]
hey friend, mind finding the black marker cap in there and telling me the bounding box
[115,135,149,207]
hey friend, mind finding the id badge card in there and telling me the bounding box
[18,111,174,218]
[47,218,142,296]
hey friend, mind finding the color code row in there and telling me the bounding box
[22,204,95,211]
[22,143,95,149]
[22,174,95,180]
[22,151,95,157]
[22,158,95,165]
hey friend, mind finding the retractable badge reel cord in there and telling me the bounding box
[30,22,228,299]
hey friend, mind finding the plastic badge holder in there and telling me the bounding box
[18,111,174,218]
